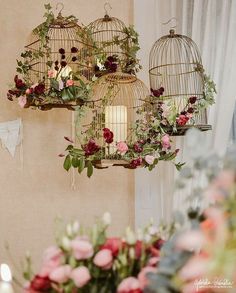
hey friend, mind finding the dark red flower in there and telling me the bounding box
[135,240,143,258]
[59,48,65,55]
[34,83,45,95]
[72,56,77,62]
[189,96,197,104]
[30,275,51,291]
[107,56,116,62]
[187,107,194,114]
[61,54,66,60]
[159,87,165,93]
[71,47,78,53]
[176,114,189,126]
[101,237,123,257]
[55,60,59,66]
[60,61,67,67]
[14,75,25,89]
[133,143,143,153]
[83,139,100,156]
[151,88,161,97]
[54,66,59,71]
[130,158,142,168]
[103,128,114,144]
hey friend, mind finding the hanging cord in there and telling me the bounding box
[71,111,76,190]
[162,17,178,29]
[104,2,112,16]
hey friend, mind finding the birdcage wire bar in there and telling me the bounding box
[149,29,210,130]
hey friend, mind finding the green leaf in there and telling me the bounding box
[63,155,71,171]
[87,161,93,178]
[72,157,79,168]
[51,79,59,90]
[65,144,73,151]
[175,162,185,171]
[78,157,85,174]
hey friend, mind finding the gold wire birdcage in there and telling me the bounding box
[149,28,211,135]
[87,3,130,76]
[82,72,149,168]
[25,4,94,110]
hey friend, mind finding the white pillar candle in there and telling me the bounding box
[105,105,127,153]
[0,264,14,293]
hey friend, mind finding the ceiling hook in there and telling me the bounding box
[56,2,64,15]
[162,17,178,29]
[104,2,112,16]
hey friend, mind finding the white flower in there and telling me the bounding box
[61,236,71,251]
[102,212,111,226]
[137,228,143,241]
[148,225,158,236]
[125,227,136,245]
[66,223,73,237]
[72,221,80,234]
[144,234,152,243]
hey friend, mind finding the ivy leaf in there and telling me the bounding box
[78,157,85,174]
[87,161,93,178]
[63,155,71,171]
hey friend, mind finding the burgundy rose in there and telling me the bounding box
[60,61,67,67]
[176,114,189,126]
[130,158,142,169]
[151,87,164,97]
[189,96,197,104]
[135,240,143,258]
[83,139,100,156]
[110,63,118,72]
[30,275,51,291]
[103,128,114,144]
[59,48,65,54]
[107,56,116,62]
[61,54,66,60]
[54,66,59,71]
[34,83,45,95]
[55,60,59,66]
[72,56,77,62]
[133,143,143,153]
[14,75,25,89]
[71,47,78,53]
[187,107,194,114]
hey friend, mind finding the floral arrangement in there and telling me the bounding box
[145,130,236,293]
[61,87,184,177]
[20,213,165,293]
[7,4,93,109]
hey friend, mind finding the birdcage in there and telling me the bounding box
[87,3,131,77]
[149,29,211,135]
[24,4,94,110]
[82,72,149,168]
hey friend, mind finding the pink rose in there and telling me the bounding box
[39,246,62,277]
[18,96,27,108]
[147,256,160,267]
[117,277,141,293]
[93,249,113,270]
[117,142,129,155]
[176,114,189,126]
[71,266,91,288]
[138,266,157,289]
[49,265,71,284]
[161,134,171,149]
[66,79,74,87]
[145,155,155,165]
[71,239,93,260]
[48,70,54,78]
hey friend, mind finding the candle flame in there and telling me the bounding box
[0,264,12,282]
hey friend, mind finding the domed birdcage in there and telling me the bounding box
[149,29,211,135]
[87,3,132,77]
[82,72,149,168]
[24,4,94,110]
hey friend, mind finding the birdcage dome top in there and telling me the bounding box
[149,29,203,73]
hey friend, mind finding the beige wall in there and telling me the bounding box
[0,0,134,283]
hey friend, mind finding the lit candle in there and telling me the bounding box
[105,105,127,153]
[0,264,14,293]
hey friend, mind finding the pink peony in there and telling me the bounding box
[49,265,71,284]
[71,239,93,260]
[39,246,62,277]
[93,249,113,270]
[18,96,27,108]
[48,70,54,78]
[176,114,189,126]
[145,155,155,165]
[117,277,141,293]
[117,141,129,155]
[70,266,91,288]
[161,134,171,149]
[66,79,74,87]
[138,266,157,289]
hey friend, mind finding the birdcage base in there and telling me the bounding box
[24,100,85,111]
[167,124,212,136]
[93,159,130,169]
